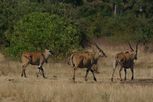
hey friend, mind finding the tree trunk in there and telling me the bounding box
[113,3,117,16]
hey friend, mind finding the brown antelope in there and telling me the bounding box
[21,49,53,78]
[68,43,107,82]
[111,42,139,81]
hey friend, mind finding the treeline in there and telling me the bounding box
[1,0,153,58]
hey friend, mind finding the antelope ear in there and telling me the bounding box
[49,50,54,55]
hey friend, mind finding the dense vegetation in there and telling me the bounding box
[5,12,81,58]
[1,0,153,58]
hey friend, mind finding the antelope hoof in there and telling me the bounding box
[85,78,88,81]
[120,79,123,81]
[131,77,134,80]
[94,78,97,82]
[43,76,47,79]
[72,78,76,83]
[22,76,27,78]
[72,77,75,81]
[111,78,113,82]
[23,75,27,78]
[36,74,39,78]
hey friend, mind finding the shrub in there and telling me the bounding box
[5,12,82,58]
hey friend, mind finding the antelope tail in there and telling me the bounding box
[113,59,119,69]
[68,54,75,67]
[113,60,115,69]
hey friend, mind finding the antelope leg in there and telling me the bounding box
[21,68,27,78]
[111,61,118,81]
[23,69,27,78]
[85,68,90,81]
[111,67,117,81]
[119,67,123,81]
[124,68,127,80]
[36,68,41,77]
[21,63,28,78]
[90,69,97,81]
[39,67,47,79]
[130,68,134,80]
[72,67,77,82]
[21,68,24,77]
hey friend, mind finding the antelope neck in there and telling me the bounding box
[42,52,50,60]
[94,53,100,60]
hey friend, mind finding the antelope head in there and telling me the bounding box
[44,49,54,59]
[128,41,139,60]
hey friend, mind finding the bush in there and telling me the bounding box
[5,12,82,58]
[0,0,44,36]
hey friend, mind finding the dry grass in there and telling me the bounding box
[1,45,153,102]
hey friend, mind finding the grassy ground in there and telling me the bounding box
[0,44,153,102]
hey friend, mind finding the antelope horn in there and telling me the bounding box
[136,42,139,52]
[128,42,134,51]
[95,43,107,57]
[135,41,140,60]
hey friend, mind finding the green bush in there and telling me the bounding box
[5,12,82,58]
[0,0,44,36]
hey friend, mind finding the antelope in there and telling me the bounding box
[68,43,107,82]
[111,42,139,81]
[21,49,53,78]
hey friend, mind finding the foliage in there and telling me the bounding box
[5,12,82,58]
[0,0,44,36]
[1,0,153,58]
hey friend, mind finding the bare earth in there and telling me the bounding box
[0,46,153,102]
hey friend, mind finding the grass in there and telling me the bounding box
[0,45,153,102]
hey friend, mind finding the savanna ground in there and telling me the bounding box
[0,43,153,102]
